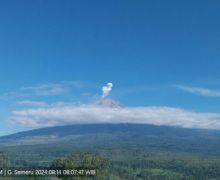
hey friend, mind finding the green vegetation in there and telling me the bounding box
[52,152,109,180]
[0,152,9,167]
[2,148,220,179]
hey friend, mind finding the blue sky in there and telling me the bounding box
[1,0,220,135]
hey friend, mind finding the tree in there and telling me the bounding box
[51,151,109,180]
[0,152,9,168]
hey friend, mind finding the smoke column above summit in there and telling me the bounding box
[102,83,113,98]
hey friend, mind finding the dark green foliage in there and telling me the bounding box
[51,151,109,180]
[0,151,9,167]
[137,169,184,180]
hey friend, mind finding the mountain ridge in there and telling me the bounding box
[2,123,220,161]
[1,123,220,142]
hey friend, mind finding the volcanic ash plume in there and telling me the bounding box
[102,82,113,98]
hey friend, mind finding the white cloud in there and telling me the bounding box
[174,85,220,97]
[17,100,48,107]
[0,81,85,100]
[9,103,220,130]
[22,83,68,96]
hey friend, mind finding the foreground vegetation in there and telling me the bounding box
[1,148,220,179]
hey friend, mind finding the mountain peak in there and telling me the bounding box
[94,98,122,108]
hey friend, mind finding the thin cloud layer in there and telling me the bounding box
[9,103,220,129]
[174,85,220,97]
[21,83,70,96]
[1,81,84,100]
[17,100,48,107]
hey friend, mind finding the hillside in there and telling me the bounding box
[2,124,220,179]
[1,123,220,154]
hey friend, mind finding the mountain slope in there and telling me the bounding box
[2,123,220,177]
[1,123,220,141]
[1,123,220,156]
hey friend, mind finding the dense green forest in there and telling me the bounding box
[1,148,220,179]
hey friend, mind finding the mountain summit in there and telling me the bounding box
[94,98,122,108]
